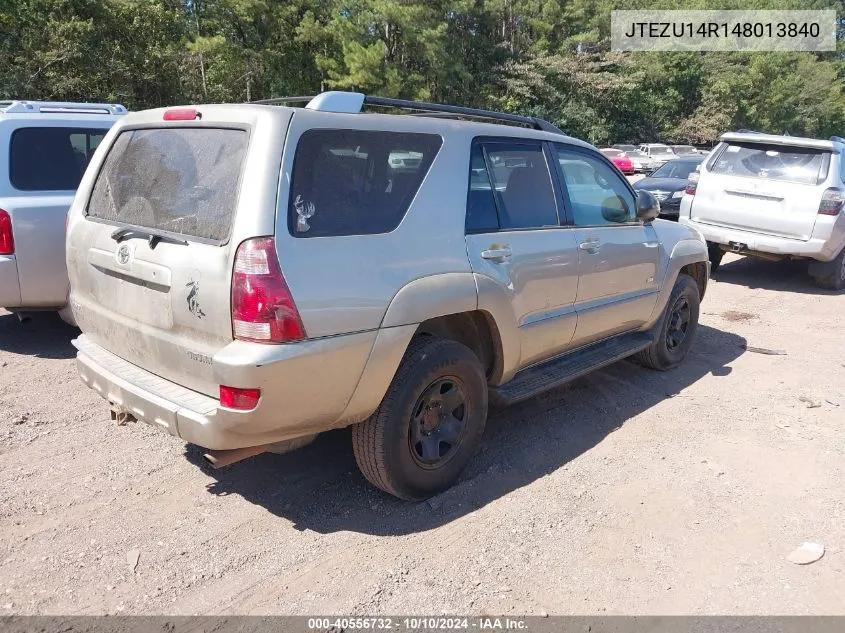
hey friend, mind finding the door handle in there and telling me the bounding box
[480,246,512,262]
[579,238,601,254]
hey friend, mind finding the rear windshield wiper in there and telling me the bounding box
[111,227,188,249]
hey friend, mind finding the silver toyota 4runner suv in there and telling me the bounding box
[0,100,125,320]
[680,131,845,289]
[66,92,709,500]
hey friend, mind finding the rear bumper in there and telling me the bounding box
[0,255,22,308]
[679,218,840,261]
[73,330,381,450]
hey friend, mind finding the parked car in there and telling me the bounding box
[639,143,677,167]
[613,145,658,173]
[670,145,701,158]
[680,130,845,289]
[599,148,635,175]
[0,100,126,321]
[66,92,710,500]
[633,157,704,220]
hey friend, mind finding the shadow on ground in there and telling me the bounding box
[0,311,77,359]
[714,255,843,295]
[186,324,745,536]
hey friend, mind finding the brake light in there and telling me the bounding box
[0,209,13,255]
[231,237,305,343]
[818,188,845,216]
[163,108,199,121]
[685,170,699,196]
[219,385,261,410]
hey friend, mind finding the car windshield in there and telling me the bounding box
[601,149,623,157]
[627,150,648,158]
[651,160,701,179]
[614,145,637,152]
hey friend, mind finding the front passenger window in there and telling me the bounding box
[554,147,636,226]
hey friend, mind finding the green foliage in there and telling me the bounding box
[2,0,844,142]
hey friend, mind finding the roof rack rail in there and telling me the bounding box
[253,91,565,135]
[0,100,126,115]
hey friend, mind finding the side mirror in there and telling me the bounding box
[636,190,660,222]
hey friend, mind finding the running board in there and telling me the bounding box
[490,332,653,407]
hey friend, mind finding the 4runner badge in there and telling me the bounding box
[185,278,206,319]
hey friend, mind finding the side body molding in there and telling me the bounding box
[473,273,521,385]
[380,272,478,327]
[337,273,479,426]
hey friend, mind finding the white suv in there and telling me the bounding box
[0,100,125,321]
[680,131,845,289]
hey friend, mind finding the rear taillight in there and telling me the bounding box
[231,237,305,343]
[0,209,13,255]
[219,385,261,410]
[685,171,699,196]
[818,188,845,216]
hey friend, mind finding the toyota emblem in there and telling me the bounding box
[116,244,131,265]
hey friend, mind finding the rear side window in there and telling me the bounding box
[288,129,442,237]
[10,127,106,191]
[710,142,831,185]
[465,144,499,233]
[483,143,559,229]
[88,128,247,242]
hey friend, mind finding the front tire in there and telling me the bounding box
[635,273,700,371]
[811,248,845,290]
[352,337,488,500]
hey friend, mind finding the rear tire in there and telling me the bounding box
[810,248,845,290]
[351,337,488,501]
[707,242,724,273]
[635,273,700,371]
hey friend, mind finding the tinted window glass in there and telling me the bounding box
[651,160,702,179]
[465,145,499,233]
[710,142,830,185]
[484,144,558,229]
[10,127,107,191]
[289,129,442,238]
[554,147,636,226]
[88,128,247,241]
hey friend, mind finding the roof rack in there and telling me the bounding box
[253,91,565,135]
[0,100,127,115]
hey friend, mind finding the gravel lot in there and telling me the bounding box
[1,253,844,615]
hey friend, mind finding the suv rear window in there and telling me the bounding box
[88,127,247,242]
[288,129,442,237]
[710,142,830,185]
[10,127,106,191]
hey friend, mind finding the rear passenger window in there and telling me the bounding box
[465,145,499,233]
[10,127,106,191]
[483,143,559,229]
[288,130,442,237]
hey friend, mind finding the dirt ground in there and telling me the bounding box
[1,253,844,615]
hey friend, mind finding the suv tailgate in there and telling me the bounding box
[692,141,830,241]
[66,106,287,397]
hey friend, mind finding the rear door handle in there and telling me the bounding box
[579,238,601,254]
[480,246,512,262]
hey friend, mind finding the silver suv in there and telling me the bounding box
[0,100,125,321]
[680,131,845,289]
[66,92,710,500]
